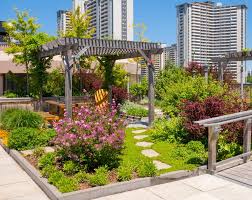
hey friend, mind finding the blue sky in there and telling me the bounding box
[0,0,251,47]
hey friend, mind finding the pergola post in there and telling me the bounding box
[62,49,73,118]
[137,49,156,125]
[218,61,223,84]
[148,53,155,125]
[204,65,208,84]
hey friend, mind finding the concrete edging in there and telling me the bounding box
[7,148,196,200]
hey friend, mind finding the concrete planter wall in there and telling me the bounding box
[0,97,34,112]
[6,148,196,200]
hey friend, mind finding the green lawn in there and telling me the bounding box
[123,128,207,175]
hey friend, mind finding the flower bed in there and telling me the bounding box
[0,129,8,146]
[12,104,162,194]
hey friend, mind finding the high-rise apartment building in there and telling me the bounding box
[82,0,134,40]
[58,0,133,40]
[141,44,175,78]
[163,44,178,66]
[57,10,72,35]
[177,1,247,82]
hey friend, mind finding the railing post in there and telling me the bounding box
[243,118,251,163]
[208,126,219,174]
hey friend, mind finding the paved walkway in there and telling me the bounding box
[0,146,49,200]
[94,174,252,200]
[2,143,252,200]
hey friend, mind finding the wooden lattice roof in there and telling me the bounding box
[212,50,252,62]
[39,37,163,59]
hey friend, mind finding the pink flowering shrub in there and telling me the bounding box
[53,104,126,171]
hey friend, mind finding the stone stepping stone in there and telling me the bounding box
[136,142,153,147]
[44,147,55,153]
[21,146,55,156]
[153,160,171,170]
[134,135,148,140]
[132,129,146,134]
[127,124,148,129]
[141,149,159,158]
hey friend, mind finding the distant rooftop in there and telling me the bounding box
[176,1,247,9]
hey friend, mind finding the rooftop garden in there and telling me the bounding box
[0,6,250,198]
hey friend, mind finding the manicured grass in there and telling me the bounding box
[120,128,153,170]
[124,128,207,175]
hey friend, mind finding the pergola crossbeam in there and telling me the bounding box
[212,50,252,84]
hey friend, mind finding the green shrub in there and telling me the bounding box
[48,171,65,184]
[33,147,45,158]
[129,78,148,101]
[88,167,109,186]
[121,101,148,117]
[137,159,157,177]
[41,165,57,178]
[150,117,187,142]
[0,109,43,130]
[3,91,18,98]
[8,128,56,150]
[117,165,133,181]
[217,135,242,161]
[186,141,205,154]
[63,161,79,175]
[56,177,78,193]
[74,171,88,183]
[38,152,56,169]
[155,67,224,116]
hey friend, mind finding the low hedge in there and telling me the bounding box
[0,108,43,130]
[8,128,56,150]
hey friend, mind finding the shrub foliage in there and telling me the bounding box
[53,104,126,171]
[0,109,43,130]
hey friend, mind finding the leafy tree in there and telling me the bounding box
[4,10,54,103]
[63,6,96,91]
[130,77,148,101]
[3,10,40,95]
[44,68,65,96]
[129,23,148,83]
[113,64,128,88]
[63,6,95,38]
[28,33,55,100]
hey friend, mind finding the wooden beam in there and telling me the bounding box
[147,53,155,125]
[243,118,252,163]
[195,110,252,126]
[208,126,219,174]
[62,50,73,118]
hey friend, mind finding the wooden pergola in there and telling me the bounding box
[39,37,163,124]
[212,50,252,83]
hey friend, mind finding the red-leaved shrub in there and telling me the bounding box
[81,72,103,93]
[112,86,128,104]
[181,94,247,142]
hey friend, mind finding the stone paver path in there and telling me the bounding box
[0,146,49,200]
[127,124,148,129]
[132,129,147,134]
[94,174,252,200]
[134,135,148,140]
[136,142,153,147]
[141,149,159,157]
[153,160,171,170]
[132,126,171,170]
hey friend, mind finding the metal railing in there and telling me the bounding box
[194,110,252,174]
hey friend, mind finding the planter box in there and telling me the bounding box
[7,149,196,200]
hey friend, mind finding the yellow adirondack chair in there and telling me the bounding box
[94,89,109,110]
